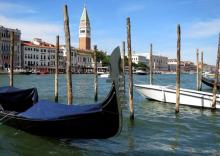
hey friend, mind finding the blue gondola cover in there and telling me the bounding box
[19,100,102,120]
[0,86,38,112]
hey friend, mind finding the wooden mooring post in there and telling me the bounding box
[64,5,73,105]
[127,17,134,120]
[9,32,14,87]
[94,45,98,102]
[199,51,203,91]
[175,24,181,113]
[122,41,126,94]
[55,35,59,102]
[212,34,220,109]
[149,43,153,85]
[196,49,200,91]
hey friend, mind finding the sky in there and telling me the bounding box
[0,0,220,65]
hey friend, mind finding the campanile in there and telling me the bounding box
[79,5,91,50]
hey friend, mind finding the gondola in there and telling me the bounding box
[201,76,220,89]
[0,83,121,139]
[0,46,122,139]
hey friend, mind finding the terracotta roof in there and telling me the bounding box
[21,40,55,49]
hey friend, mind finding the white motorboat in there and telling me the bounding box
[134,84,220,109]
[99,73,110,78]
[135,69,147,75]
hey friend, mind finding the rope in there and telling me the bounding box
[0,111,18,125]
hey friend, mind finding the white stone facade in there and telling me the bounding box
[0,26,21,68]
[132,54,147,65]
[22,39,65,72]
[131,53,168,71]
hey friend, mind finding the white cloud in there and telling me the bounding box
[0,15,79,46]
[184,18,220,38]
[0,15,62,43]
[0,2,37,14]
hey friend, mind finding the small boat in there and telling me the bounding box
[8,69,32,75]
[203,72,215,78]
[99,73,110,78]
[135,69,147,75]
[135,84,220,109]
[202,77,220,89]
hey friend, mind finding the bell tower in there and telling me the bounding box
[79,5,91,50]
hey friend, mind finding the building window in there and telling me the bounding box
[80,30,85,33]
[83,57,86,62]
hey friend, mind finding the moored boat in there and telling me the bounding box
[99,73,110,78]
[202,76,220,89]
[135,84,220,109]
[135,69,147,75]
[0,82,121,139]
[0,46,122,139]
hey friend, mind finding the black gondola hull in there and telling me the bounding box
[202,77,220,89]
[0,84,121,139]
[1,111,119,139]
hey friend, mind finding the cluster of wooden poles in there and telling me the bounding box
[7,7,220,120]
[8,5,100,105]
[126,19,220,118]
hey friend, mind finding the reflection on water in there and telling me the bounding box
[0,74,219,155]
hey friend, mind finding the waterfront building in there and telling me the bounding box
[146,53,168,71]
[0,26,21,69]
[21,38,65,73]
[132,54,148,65]
[168,59,196,72]
[133,53,168,71]
[61,45,94,73]
[79,5,91,50]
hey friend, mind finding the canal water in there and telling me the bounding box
[0,74,220,155]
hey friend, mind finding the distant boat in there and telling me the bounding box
[135,84,220,109]
[203,72,215,78]
[135,69,147,75]
[36,71,49,75]
[99,73,110,78]
[8,69,32,75]
[202,76,220,89]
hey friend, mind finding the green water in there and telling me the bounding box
[0,74,220,156]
